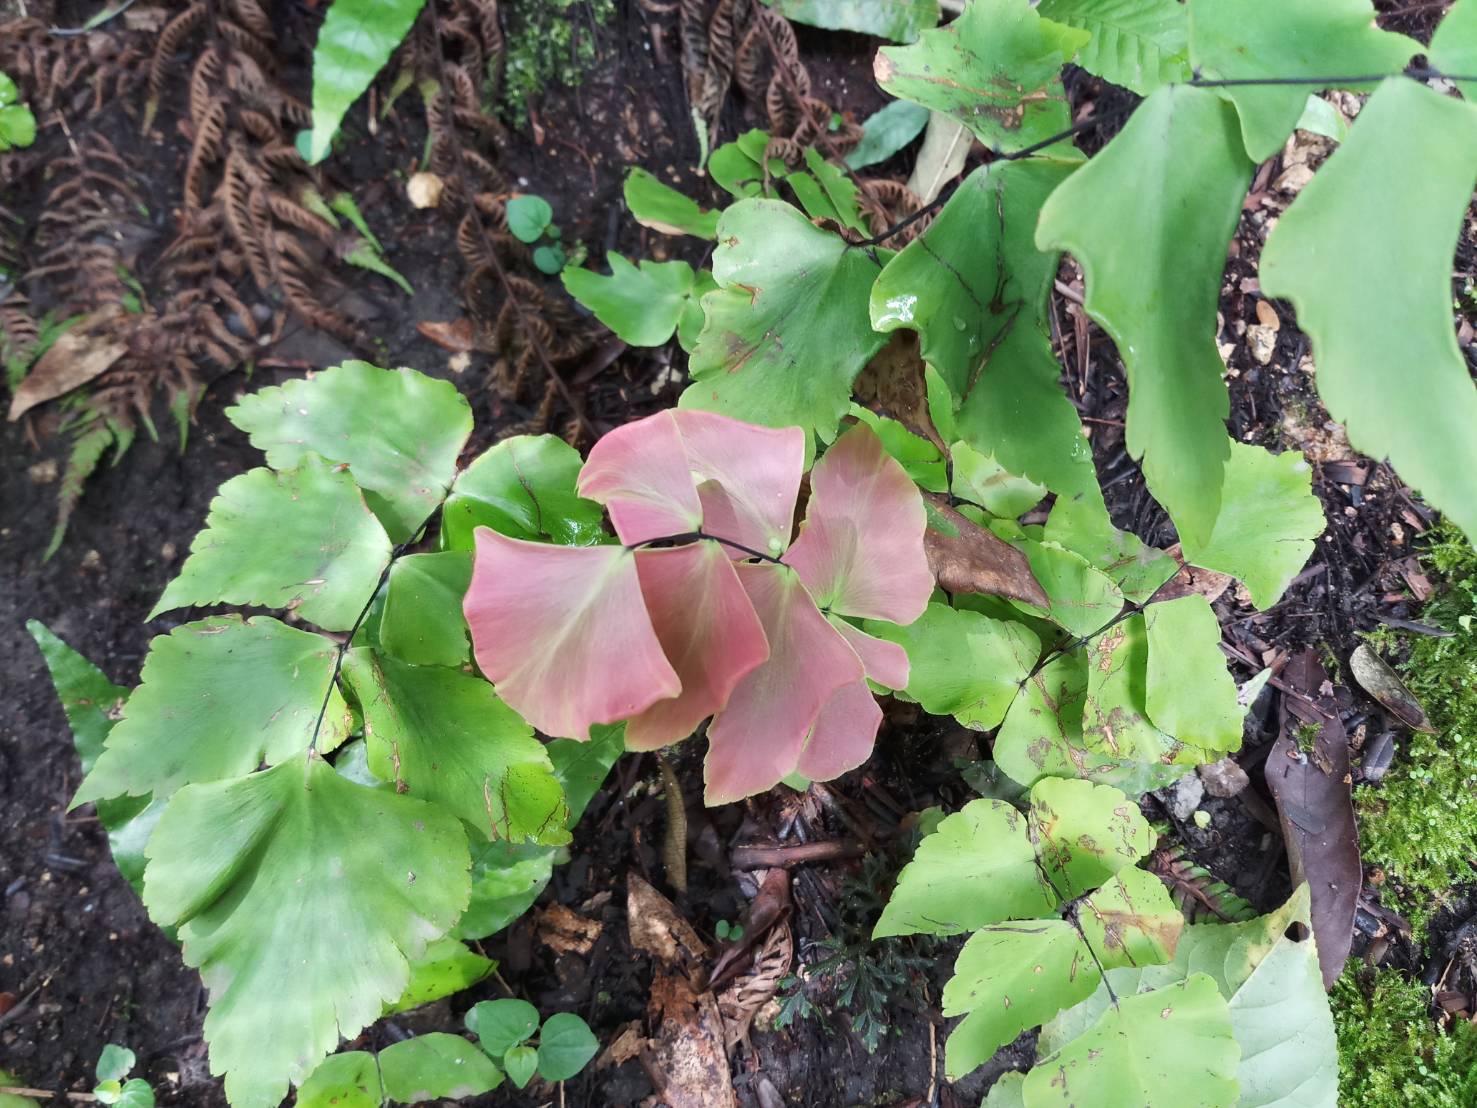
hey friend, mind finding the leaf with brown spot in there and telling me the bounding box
[924,494,1048,607]
[1266,650,1361,989]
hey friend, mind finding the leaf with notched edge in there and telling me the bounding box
[941,921,1099,1080]
[142,756,470,1108]
[151,458,392,631]
[681,199,890,450]
[874,0,1088,154]
[226,361,472,542]
[75,616,352,806]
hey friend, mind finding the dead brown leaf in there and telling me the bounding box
[643,973,736,1108]
[536,902,602,956]
[414,318,477,353]
[851,331,944,451]
[1349,644,1435,733]
[1267,651,1362,989]
[709,867,790,990]
[923,495,1048,607]
[1156,544,1235,605]
[628,873,709,967]
[8,315,126,421]
[717,922,793,1049]
[595,1021,648,1070]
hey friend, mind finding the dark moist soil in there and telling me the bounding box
[1,1,1469,1105]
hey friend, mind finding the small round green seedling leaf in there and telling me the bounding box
[507,195,554,243]
[378,550,473,667]
[149,458,392,631]
[226,361,473,543]
[533,244,566,274]
[537,1012,599,1081]
[1077,867,1183,971]
[340,648,569,844]
[295,1051,381,1108]
[865,602,1040,730]
[141,757,471,1108]
[1025,974,1240,1107]
[873,798,1059,937]
[107,1080,153,1108]
[503,1044,538,1089]
[941,921,1098,1080]
[379,1033,502,1104]
[95,1045,136,1084]
[1027,777,1155,901]
[386,937,495,1015]
[75,616,352,806]
[467,998,541,1057]
[441,434,606,550]
[1178,442,1323,611]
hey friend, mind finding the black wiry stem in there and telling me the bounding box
[628,529,787,565]
[855,65,1477,248]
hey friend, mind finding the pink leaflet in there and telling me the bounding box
[672,410,805,558]
[797,680,883,783]
[782,422,933,624]
[831,618,909,690]
[625,542,770,752]
[463,528,681,740]
[576,411,702,545]
[703,563,865,805]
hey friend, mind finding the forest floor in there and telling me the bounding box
[2,0,1476,1105]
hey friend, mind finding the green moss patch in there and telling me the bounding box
[1357,524,1477,936]
[1334,966,1477,1107]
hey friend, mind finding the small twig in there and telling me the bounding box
[656,752,688,893]
[730,840,866,869]
[306,543,407,753]
[628,529,787,566]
